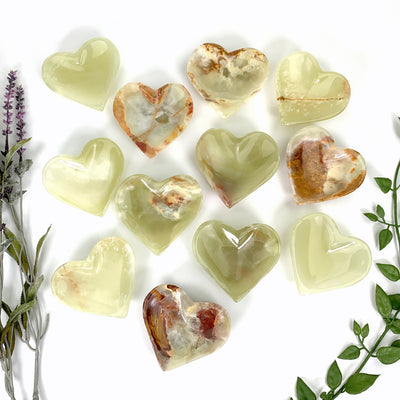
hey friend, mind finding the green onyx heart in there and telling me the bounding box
[196,129,279,207]
[42,38,120,110]
[291,213,371,294]
[193,220,281,301]
[42,138,124,216]
[51,237,135,318]
[115,175,202,255]
[275,51,350,125]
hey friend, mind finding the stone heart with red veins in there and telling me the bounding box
[286,125,366,204]
[143,284,230,370]
[113,82,193,158]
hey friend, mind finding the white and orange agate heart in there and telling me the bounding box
[286,126,366,204]
[113,82,193,158]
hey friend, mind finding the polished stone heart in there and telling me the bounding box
[115,175,202,254]
[51,237,135,318]
[291,213,371,294]
[196,129,279,207]
[275,51,350,125]
[143,284,230,370]
[113,82,193,158]
[187,43,269,118]
[43,138,124,216]
[42,38,120,110]
[193,221,281,302]
[287,125,366,204]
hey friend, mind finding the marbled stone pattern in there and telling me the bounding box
[51,237,135,318]
[187,43,269,118]
[287,125,366,204]
[193,221,281,302]
[42,38,120,111]
[113,82,193,158]
[291,213,371,294]
[196,129,279,207]
[42,138,124,216]
[143,284,230,370]
[115,175,202,255]
[275,51,350,125]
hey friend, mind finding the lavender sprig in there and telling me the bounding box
[15,86,26,162]
[2,71,17,156]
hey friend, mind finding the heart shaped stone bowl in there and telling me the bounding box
[291,213,372,294]
[42,37,120,110]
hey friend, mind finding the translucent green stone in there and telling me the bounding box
[42,38,120,110]
[115,175,202,255]
[193,221,281,301]
[275,51,350,125]
[52,237,135,318]
[291,213,371,294]
[196,129,279,207]
[42,138,124,216]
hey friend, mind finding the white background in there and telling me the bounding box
[1,0,400,399]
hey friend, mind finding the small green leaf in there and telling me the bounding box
[327,360,342,390]
[33,225,51,275]
[376,204,385,218]
[379,229,393,250]
[345,373,379,394]
[376,263,400,281]
[389,294,400,310]
[391,339,400,347]
[3,138,31,172]
[376,346,400,364]
[26,275,44,302]
[390,319,400,334]
[296,378,316,400]
[353,320,361,335]
[338,345,360,360]
[374,177,392,193]
[3,227,30,275]
[375,284,392,317]
[361,324,370,338]
[363,213,378,222]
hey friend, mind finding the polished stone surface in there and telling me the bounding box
[113,82,193,158]
[42,38,120,110]
[193,221,281,302]
[51,237,135,318]
[187,43,269,117]
[196,129,279,207]
[275,51,350,125]
[143,284,230,370]
[43,138,124,216]
[291,213,371,294]
[287,126,366,204]
[115,175,202,254]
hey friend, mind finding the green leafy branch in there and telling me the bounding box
[289,161,400,400]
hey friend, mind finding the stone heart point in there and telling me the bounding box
[187,43,269,118]
[287,125,366,204]
[196,129,279,207]
[113,82,193,158]
[42,37,120,110]
[143,284,230,370]
[115,174,202,254]
[291,213,371,294]
[193,221,281,301]
[275,51,350,125]
[43,138,124,216]
[51,237,135,318]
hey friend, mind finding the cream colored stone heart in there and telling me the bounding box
[291,213,371,294]
[115,174,202,255]
[187,43,269,118]
[193,220,281,302]
[113,82,193,158]
[42,138,124,216]
[286,125,366,204]
[51,237,135,318]
[275,51,350,125]
[42,38,120,111]
[196,129,279,207]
